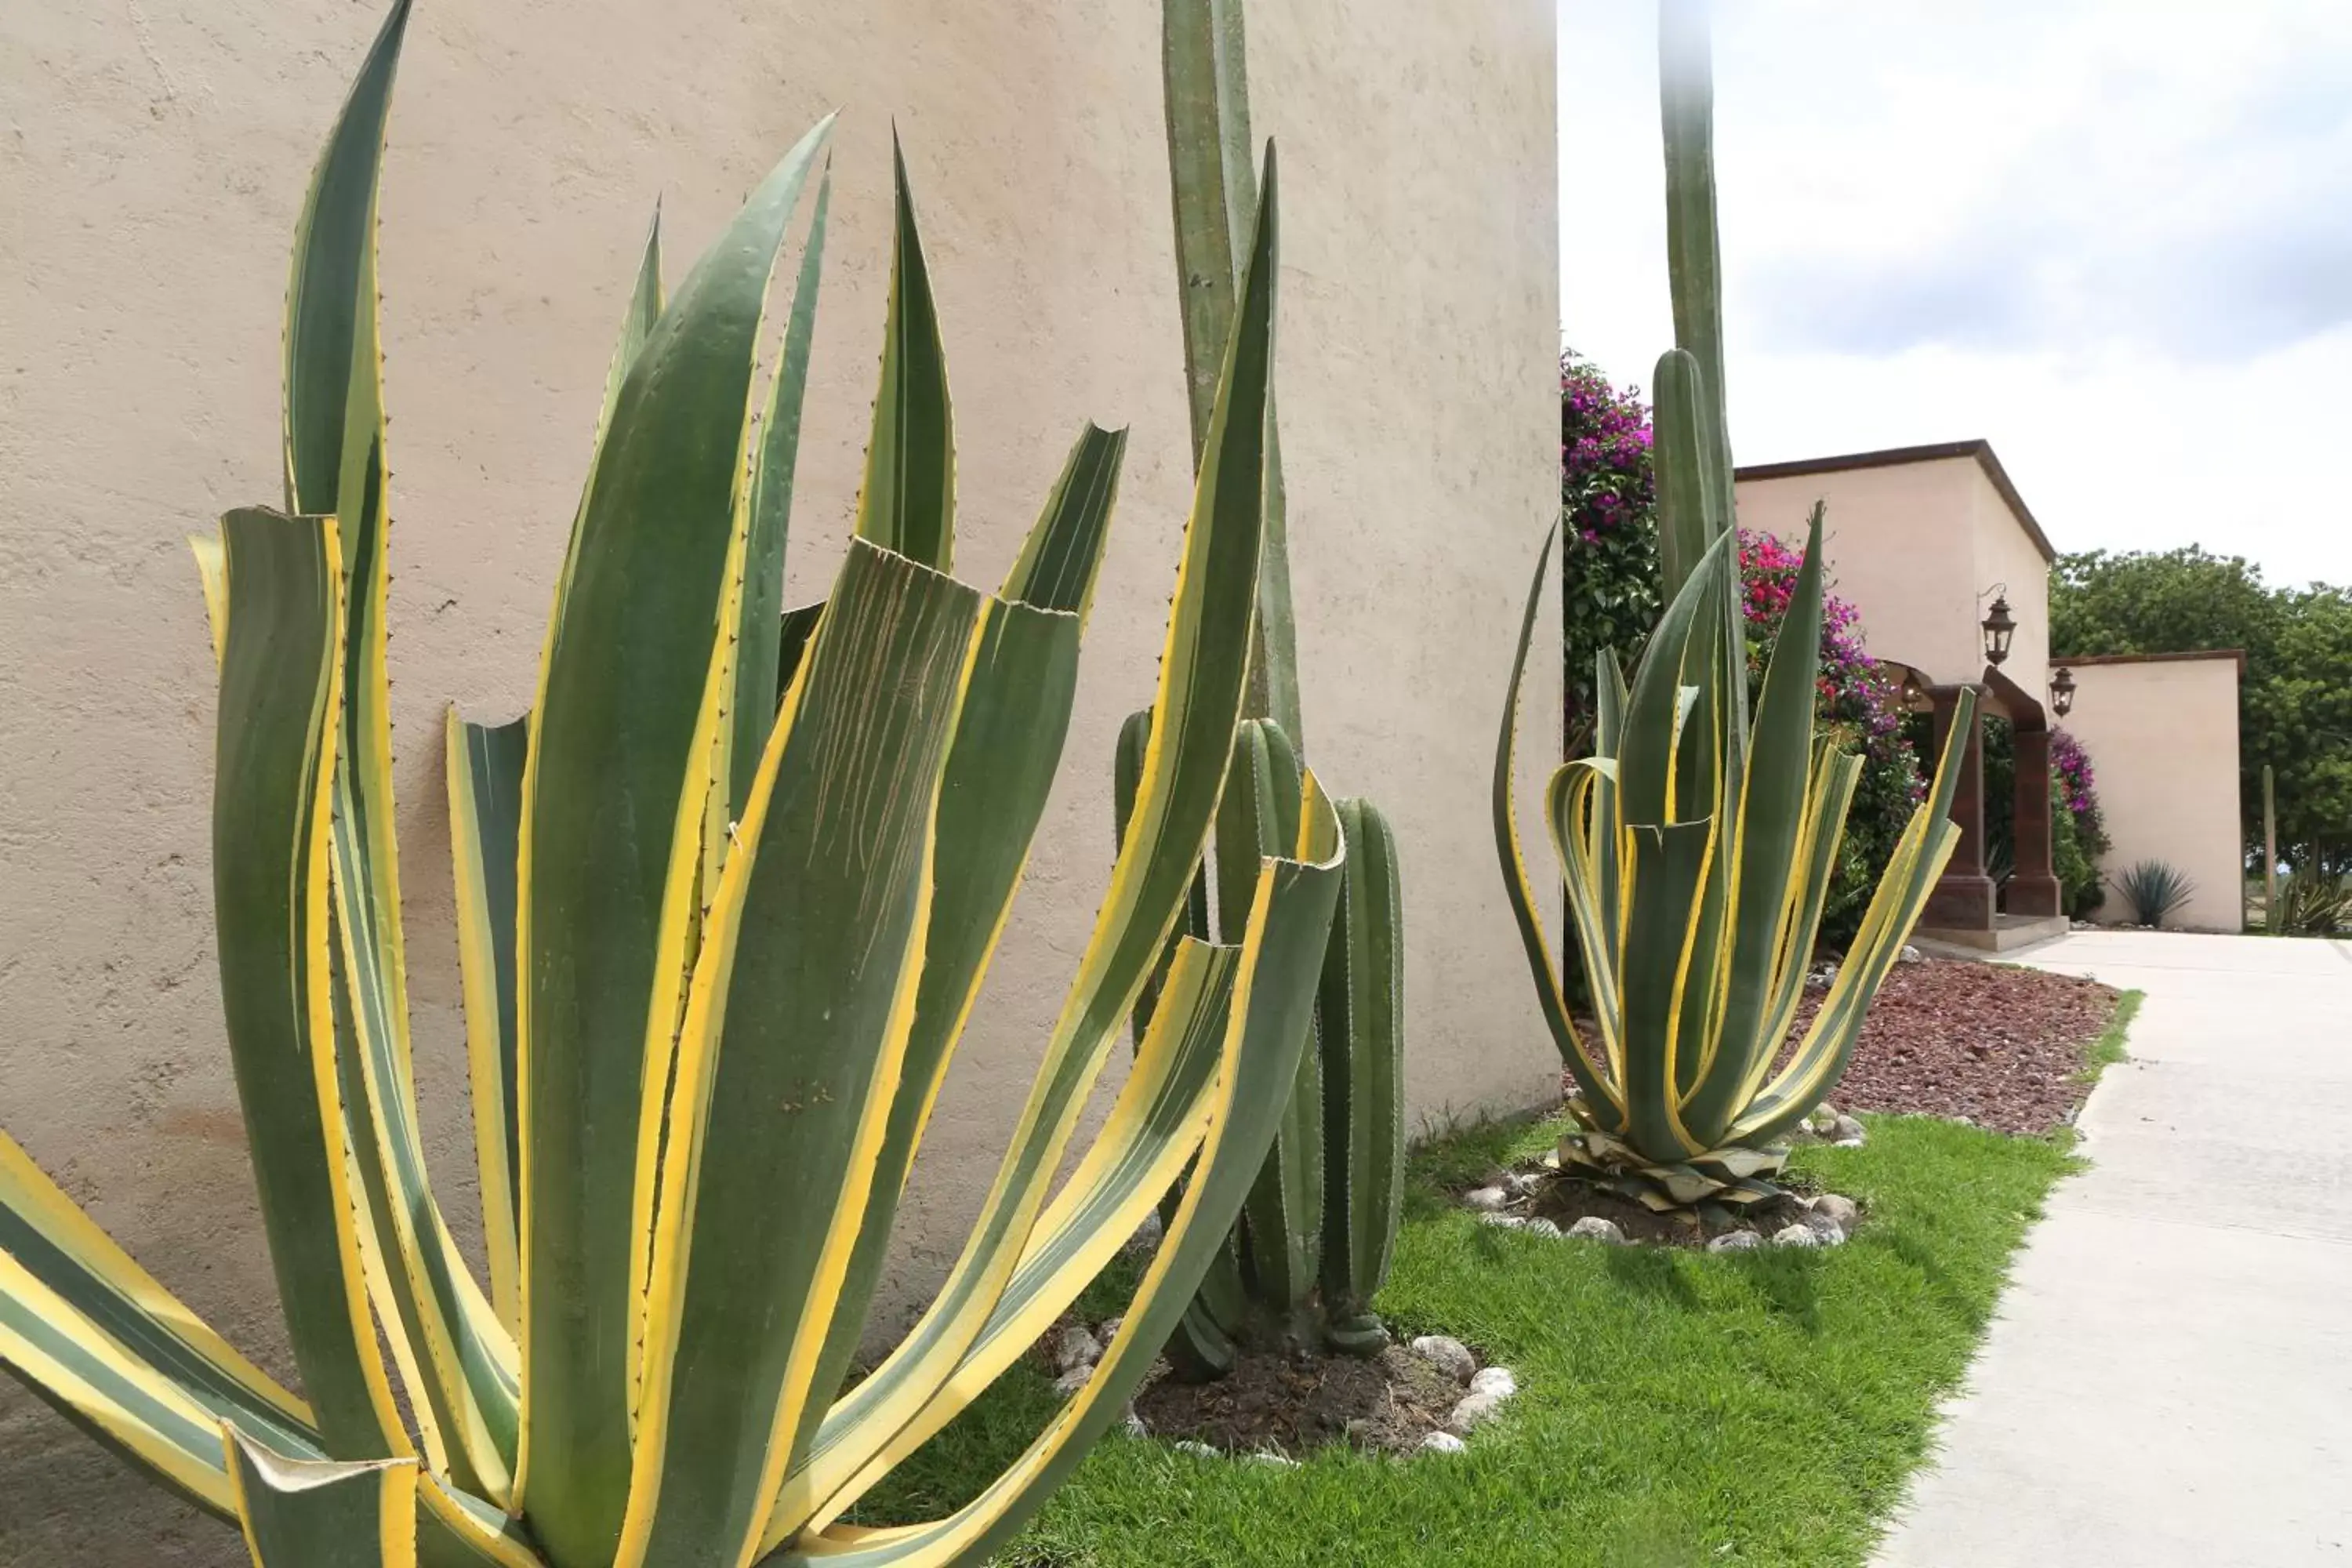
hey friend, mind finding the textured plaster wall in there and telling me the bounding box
[1738,455,2051,695]
[0,0,1559,1558]
[2062,659,2245,932]
[1735,459,1980,684]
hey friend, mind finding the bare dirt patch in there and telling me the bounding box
[1131,1344,1465,1457]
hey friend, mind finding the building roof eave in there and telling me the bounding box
[1733,438,2056,565]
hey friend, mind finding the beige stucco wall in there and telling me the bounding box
[2063,659,2245,931]
[1734,454,2049,698]
[0,1,1559,1557]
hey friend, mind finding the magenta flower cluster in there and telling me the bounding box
[1561,355,1654,546]
[1736,528,1920,800]
[2050,727,2105,840]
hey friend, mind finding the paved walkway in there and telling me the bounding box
[1875,930,2352,1567]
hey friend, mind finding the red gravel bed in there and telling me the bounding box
[1791,958,2120,1136]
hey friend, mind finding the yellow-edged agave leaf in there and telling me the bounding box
[224,1427,417,1568]
[757,147,1282,1552]
[466,220,669,1322]
[213,507,406,1460]
[279,0,520,1497]
[768,775,1345,1568]
[445,710,529,1331]
[1218,723,1320,1316]
[1490,524,1623,1126]
[1730,689,1973,1146]
[416,1475,550,1567]
[804,423,1129,1414]
[617,539,985,1567]
[0,1133,321,1480]
[516,113,832,1564]
[794,938,1236,1534]
[858,136,953,575]
[191,531,230,664]
[728,167,833,821]
[0,1252,292,1519]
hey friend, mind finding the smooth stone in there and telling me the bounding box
[1419,1430,1468,1455]
[1898,944,1925,963]
[1830,1115,1868,1145]
[1447,1388,1511,1435]
[1174,1440,1220,1459]
[1524,1218,1563,1239]
[1565,1215,1628,1246]
[1771,1223,1821,1249]
[1832,1137,1867,1149]
[1468,1366,1518,1399]
[1054,1324,1103,1372]
[1480,1212,1529,1230]
[1408,1334,1476,1385]
[1462,1185,1510,1213]
[1801,1208,1848,1246]
[1505,1170,1548,1197]
[1124,1210,1165,1255]
[1097,1316,1123,1345]
[1122,1406,1147,1439]
[1052,1364,1093,1396]
[1707,1229,1762,1252]
[1809,1193,1860,1230]
[1245,1450,1298,1468]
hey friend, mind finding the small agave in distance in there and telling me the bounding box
[0,3,1339,1565]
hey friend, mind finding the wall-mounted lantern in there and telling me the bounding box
[2049,665,2076,717]
[1980,592,2016,667]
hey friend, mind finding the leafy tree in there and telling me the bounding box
[2051,547,2351,872]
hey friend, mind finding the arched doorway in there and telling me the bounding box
[1918,667,2060,931]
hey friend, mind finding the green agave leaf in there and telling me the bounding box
[619,540,984,1568]
[771,776,1345,1568]
[213,508,405,1460]
[1617,817,1715,1160]
[793,938,1236,1532]
[517,111,833,1566]
[445,712,528,1333]
[804,426,1129,1476]
[757,143,1283,1554]
[1492,524,1623,1123]
[0,1132,322,1480]
[1318,797,1404,1324]
[1682,503,1830,1146]
[225,1428,417,1568]
[857,136,954,574]
[729,167,833,821]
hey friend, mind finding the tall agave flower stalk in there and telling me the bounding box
[1491,0,1975,1212]
[0,5,1344,1565]
[1117,0,1405,1377]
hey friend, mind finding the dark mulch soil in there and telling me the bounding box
[1794,958,2119,1135]
[1522,1173,1823,1246]
[1131,1343,1464,1457]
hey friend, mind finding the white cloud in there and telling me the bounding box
[1559,0,2352,588]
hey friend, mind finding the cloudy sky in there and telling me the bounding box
[1557,0,2352,588]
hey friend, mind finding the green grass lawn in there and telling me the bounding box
[857,1111,2081,1567]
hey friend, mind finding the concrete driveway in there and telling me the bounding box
[1874,930,2352,1567]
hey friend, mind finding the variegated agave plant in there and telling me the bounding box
[0,5,1344,1566]
[1490,0,1975,1214]
[1109,0,1406,1381]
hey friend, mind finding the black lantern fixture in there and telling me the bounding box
[1980,592,2016,666]
[2049,665,2076,717]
